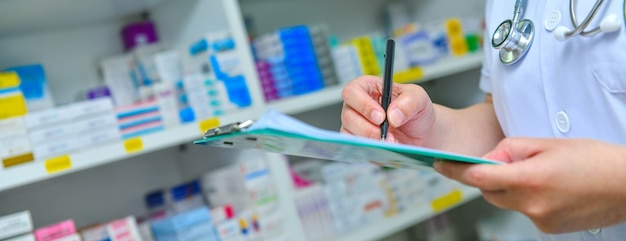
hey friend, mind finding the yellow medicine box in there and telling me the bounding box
[0,72,28,119]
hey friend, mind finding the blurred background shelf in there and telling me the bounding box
[266,51,483,114]
[0,107,260,193]
[0,0,171,36]
[0,49,480,193]
[338,186,482,241]
[0,0,506,240]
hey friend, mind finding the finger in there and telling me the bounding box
[342,76,386,124]
[339,126,352,134]
[481,190,524,210]
[387,84,432,128]
[434,160,522,191]
[341,104,381,139]
[483,138,550,163]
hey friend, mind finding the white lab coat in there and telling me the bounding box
[481,0,626,240]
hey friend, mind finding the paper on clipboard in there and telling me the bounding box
[193,110,499,170]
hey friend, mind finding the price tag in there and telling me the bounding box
[2,153,34,168]
[45,155,72,174]
[198,118,220,133]
[431,189,463,212]
[124,137,143,153]
[393,67,424,84]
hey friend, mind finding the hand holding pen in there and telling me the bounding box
[341,39,440,147]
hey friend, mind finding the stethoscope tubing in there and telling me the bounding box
[567,0,605,37]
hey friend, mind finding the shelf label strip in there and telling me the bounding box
[431,189,463,212]
[45,155,72,174]
[199,117,220,133]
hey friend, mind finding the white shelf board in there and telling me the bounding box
[419,51,484,83]
[337,186,482,241]
[266,51,483,114]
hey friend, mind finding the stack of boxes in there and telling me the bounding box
[253,25,337,102]
[150,207,219,241]
[0,72,32,168]
[331,45,363,84]
[0,211,34,241]
[115,100,163,140]
[321,163,388,236]
[350,37,381,77]
[278,25,324,96]
[4,64,55,112]
[293,185,336,241]
[308,25,338,90]
[34,220,80,241]
[81,216,144,241]
[179,73,239,121]
[289,159,464,238]
[25,98,121,160]
[380,168,426,215]
[189,32,252,117]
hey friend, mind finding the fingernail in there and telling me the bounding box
[433,160,443,173]
[371,110,385,124]
[389,109,406,126]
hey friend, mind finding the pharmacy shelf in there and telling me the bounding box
[420,51,483,81]
[0,108,262,193]
[0,51,483,193]
[337,186,482,241]
[265,51,483,114]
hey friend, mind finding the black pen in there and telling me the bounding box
[381,39,395,141]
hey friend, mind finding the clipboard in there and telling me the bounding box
[193,110,499,170]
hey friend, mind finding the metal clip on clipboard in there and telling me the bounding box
[203,120,255,138]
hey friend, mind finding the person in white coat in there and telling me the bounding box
[340,0,626,240]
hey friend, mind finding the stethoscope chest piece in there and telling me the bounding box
[492,19,535,65]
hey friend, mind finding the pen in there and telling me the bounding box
[381,39,395,141]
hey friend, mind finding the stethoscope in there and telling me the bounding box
[491,0,622,65]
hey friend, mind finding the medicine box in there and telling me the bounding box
[150,206,219,241]
[0,211,33,240]
[116,100,164,139]
[4,64,55,112]
[0,72,28,119]
[0,117,34,168]
[34,219,76,241]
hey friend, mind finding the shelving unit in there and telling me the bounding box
[0,0,489,240]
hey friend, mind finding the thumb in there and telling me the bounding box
[387,84,433,129]
[483,138,547,163]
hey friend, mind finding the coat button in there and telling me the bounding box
[545,10,561,31]
[556,111,570,133]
